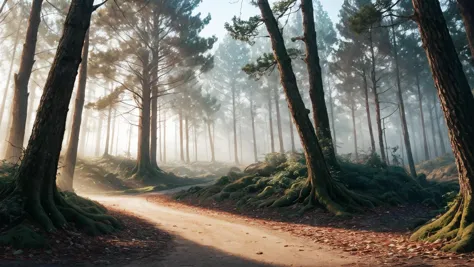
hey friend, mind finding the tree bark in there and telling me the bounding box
[163,110,166,163]
[256,0,371,215]
[362,69,376,153]
[78,89,90,157]
[410,0,474,252]
[194,125,197,162]
[250,98,258,162]
[457,0,474,65]
[273,86,284,153]
[59,30,89,192]
[390,14,417,177]
[2,0,118,233]
[328,81,337,155]
[110,108,116,155]
[300,0,337,167]
[4,0,43,162]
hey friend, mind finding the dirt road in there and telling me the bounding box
[90,193,366,267]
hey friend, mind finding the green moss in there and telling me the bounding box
[257,186,275,198]
[0,225,47,249]
[222,176,256,193]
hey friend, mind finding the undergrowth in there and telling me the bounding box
[176,152,459,212]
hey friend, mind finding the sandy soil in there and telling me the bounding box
[89,193,367,267]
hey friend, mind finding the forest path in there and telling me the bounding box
[89,190,366,267]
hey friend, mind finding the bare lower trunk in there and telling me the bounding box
[363,70,376,153]
[110,108,116,155]
[179,109,184,162]
[328,82,337,154]
[59,30,90,192]
[207,122,215,162]
[416,74,430,160]
[250,98,258,162]
[163,110,166,163]
[95,111,103,157]
[411,0,474,252]
[267,90,275,153]
[185,115,190,164]
[4,0,43,162]
[0,20,21,134]
[232,84,239,164]
[428,96,439,158]
[103,105,112,157]
[351,98,358,160]
[289,109,295,152]
[274,87,284,153]
[194,125,197,162]
[433,91,447,155]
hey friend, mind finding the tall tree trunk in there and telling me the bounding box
[78,89,90,156]
[273,87,284,153]
[4,0,43,162]
[59,31,89,192]
[103,105,112,157]
[109,108,116,155]
[328,82,337,154]
[362,69,376,153]
[416,73,430,161]
[185,115,190,163]
[428,96,439,158]
[134,50,153,175]
[127,123,132,157]
[350,98,358,160]
[158,103,162,162]
[457,0,474,65]
[179,109,184,162]
[25,84,37,140]
[390,14,417,177]
[95,111,103,157]
[267,90,275,153]
[163,110,166,163]
[410,0,474,252]
[250,98,258,162]
[2,0,118,233]
[289,108,296,153]
[369,29,386,163]
[212,123,216,161]
[207,122,215,162]
[433,91,447,155]
[194,125,197,162]
[232,83,239,164]
[301,0,337,166]
[0,20,21,133]
[256,0,371,214]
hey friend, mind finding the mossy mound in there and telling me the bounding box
[416,154,457,182]
[176,153,459,212]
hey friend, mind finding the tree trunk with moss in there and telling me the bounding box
[59,30,89,192]
[428,93,439,157]
[410,0,474,253]
[256,0,372,215]
[4,0,43,163]
[300,0,337,167]
[0,0,119,234]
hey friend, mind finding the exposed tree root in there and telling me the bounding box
[0,186,121,238]
[411,195,474,253]
[298,179,376,216]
